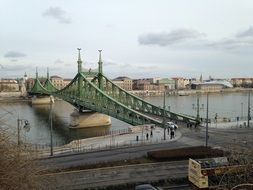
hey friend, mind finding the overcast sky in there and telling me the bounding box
[1,0,253,79]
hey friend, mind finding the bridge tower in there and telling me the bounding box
[77,48,82,73]
[98,50,103,90]
[47,67,49,79]
[77,48,82,97]
[36,67,38,79]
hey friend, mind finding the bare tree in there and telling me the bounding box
[0,126,48,189]
[217,145,253,190]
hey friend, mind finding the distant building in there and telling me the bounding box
[0,79,19,92]
[112,76,133,91]
[190,80,233,90]
[132,78,167,91]
[63,79,72,87]
[172,77,191,89]
[50,75,66,89]
[230,78,253,88]
[157,78,175,90]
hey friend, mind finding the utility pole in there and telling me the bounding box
[49,96,53,156]
[17,118,20,145]
[247,90,251,128]
[241,102,244,119]
[163,91,166,140]
[205,93,209,147]
[196,94,200,121]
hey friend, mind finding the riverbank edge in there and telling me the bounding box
[1,87,253,101]
[131,87,253,97]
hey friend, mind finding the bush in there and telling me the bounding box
[147,146,224,161]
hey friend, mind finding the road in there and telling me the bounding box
[40,126,253,170]
[39,126,253,189]
[43,160,188,189]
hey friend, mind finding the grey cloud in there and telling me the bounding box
[118,63,132,68]
[236,26,253,38]
[138,29,205,46]
[200,26,253,50]
[103,60,118,66]
[139,27,253,51]
[206,37,253,50]
[1,65,32,72]
[55,59,64,64]
[4,51,26,58]
[137,66,157,70]
[43,7,72,24]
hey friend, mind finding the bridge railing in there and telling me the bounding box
[97,74,198,123]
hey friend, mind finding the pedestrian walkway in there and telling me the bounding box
[206,120,253,129]
[36,125,182,157]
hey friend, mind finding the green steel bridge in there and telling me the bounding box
[29,49,199,128]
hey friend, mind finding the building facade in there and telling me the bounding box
[112,76,133,91]
[0,79,19,92]
[158,78,175,90]
[231,78,253,87]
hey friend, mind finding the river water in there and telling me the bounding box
[0,91,252,145]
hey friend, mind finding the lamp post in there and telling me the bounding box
[163,91,166,140]
[205,93,209,147]
[247,91,251,128]
[49,96,54,156]
[241,102,244,119]
[192,96,204,121]
[17,118,30,145]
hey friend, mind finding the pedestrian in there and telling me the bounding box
[146,133,149,140]
[170,129,174,139]
[150,130,153,138]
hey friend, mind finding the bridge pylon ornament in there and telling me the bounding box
[98,50,103,90]
[36,67,38,79]
[77,48,82,73]
[47,67,49,79]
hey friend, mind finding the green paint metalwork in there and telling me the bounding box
[91,74,198,124]
[29,49,198,127]
[52,73,162,127]
[29,72,198,127]
[43,79,58,92]
[30,78,51,95]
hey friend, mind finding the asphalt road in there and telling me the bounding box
[39,126,253,170]
[43,160,188,189]
[39,126,253,189]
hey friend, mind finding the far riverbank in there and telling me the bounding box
[131,87,253,97]
[1,87,253,102]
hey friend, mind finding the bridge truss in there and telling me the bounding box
[29,49,199,128]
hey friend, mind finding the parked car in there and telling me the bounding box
[167,121,178,130]
[135,184,163,190]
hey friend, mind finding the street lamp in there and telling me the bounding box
[163,91,166,140]
[241,102,244,119]
[49,96,54,156]
[17,118,30,145]
[192,95,204,122]
[205,93,209,147]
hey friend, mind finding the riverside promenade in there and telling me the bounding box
[36,125,181,157]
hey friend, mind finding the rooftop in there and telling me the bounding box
[113,76,132,81]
